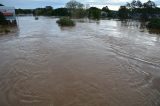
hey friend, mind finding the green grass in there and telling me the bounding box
[147,18,160,29]
[56,17,75,26]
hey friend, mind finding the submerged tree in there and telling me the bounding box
[66,0,85,18]
[101,6,112,17]
[126,0,156,9]
[118,6,130,19]
[53,8,69,16]
[56,17,75,26]
[126,0,142,9]
[102,6,110,13]
[136,0,143,8]
[124,0,158,20]
[88,7,101,20]
[143,0,156,8]
[66,0,84,9]
[141,0,157,20]
[130,0,137,9]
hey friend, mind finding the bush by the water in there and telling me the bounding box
[56,17,75,26]
[0,27,10,34]
[147,19,160,29]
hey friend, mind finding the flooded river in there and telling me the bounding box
[0,16,160,106]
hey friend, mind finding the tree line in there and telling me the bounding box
[15,0,115,20]
[118,0,160,20]
[1,0,160,20]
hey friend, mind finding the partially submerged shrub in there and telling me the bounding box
[0,27,10,34]
[56,17,75,26]
[4,29,10,33]
[147,18,160,29]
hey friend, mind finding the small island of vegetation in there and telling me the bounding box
[56,17,75,26]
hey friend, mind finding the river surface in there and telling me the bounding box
[0,16,160,106]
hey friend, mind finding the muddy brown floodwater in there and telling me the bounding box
[0,16,160,106]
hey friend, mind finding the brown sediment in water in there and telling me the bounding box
[0,17,160,106]
[152,77,160,92]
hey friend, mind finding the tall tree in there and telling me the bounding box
[131,0,137,9]
[127,0,143,9]
[102,6,110,13]
[88,7,101,20]
[126,2,131,9]
[118,6,130,19]
[53,8,69,16]
[66,0,84,9]
[143,0,156,8]
[66,0,85,18]
[102,6,112,17]
[136,0,143,8]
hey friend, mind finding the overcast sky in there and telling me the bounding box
[0,0,160,10]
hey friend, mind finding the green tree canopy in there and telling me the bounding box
[102,6,110,13]
[126,0,142,9]
[53,8,69,16]
[66,0,85,18]
[88,7,101,20]
[118,6,130,19]
[66,0,84,9]
[143,0,156,8]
